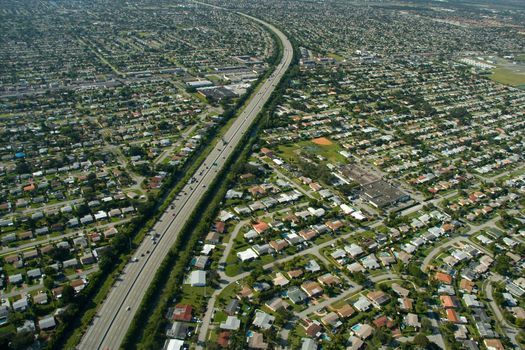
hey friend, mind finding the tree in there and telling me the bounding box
[421,317,432,333]
[494,255,511,276]
[62,285,75,304]
[9,330,35,349]
[413,333,430,348]
[15,161,31,175]
[44,276,55,290]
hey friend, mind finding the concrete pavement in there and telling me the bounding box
[421,217,499,271]
[484,274,521,348]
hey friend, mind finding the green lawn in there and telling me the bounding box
[327,52,345,62]
[278,139,346,164]
[490,68,525,87]
[213,310,227,323]
[179,285,209,311]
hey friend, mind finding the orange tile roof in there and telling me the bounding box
[440,295,457,308]
[446,309,459,323]
[435,272,453,284]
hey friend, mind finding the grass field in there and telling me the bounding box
[327,52,345,62]
[490,68,525,87]
[278,138,346,164]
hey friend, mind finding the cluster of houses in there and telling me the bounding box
[446,187,519,222]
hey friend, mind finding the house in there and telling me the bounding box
[287,269,304,279]
[454,324,469,340]
[273,273,290,287]
[287,286,308,304]
[167,322,189,339]
[269,239,289,252]
[23,249,39,260]
[476,322,497,338]
[331,303,355,318]
[351,323,373,339]
[33,292,48,305]
[354,296,372,312]
[484,339,504,350]
[237,285,254,300]
[347,335,364,350]
[104,227,118,238]
[317,273,341,286]
[27,268,42,279]
[4,254,19,264]
[252,221,269,234]
[52,286,64,299]
[372,315,394,329]
[321,312,341,328]
[188,271,206,287]
[462,340,480,350]
[367,291,390,308]
[220,316,241,330]
[9,273,23,285]
[81,253,96,265]
[0,306,9,325]
[440,295,459,308]
[446,309,460,323]
[17,319,35,334]
[13,298,29,312]
[193,255,209,270]
[399,298,413,311]
[435,271,453,284]
[298,229,317,241]
[252,244,272,256]
[165,339,184,350]
[252,310,275,330]
[62,258,79,269]
[391,283,410,298]
[172,304,192,322]
[405,313,420,328]
[217,331,231,348]
[459,279,475,293]
[205,231,220,244]
[225,299,239,316]
[38,315,56,330]
[237,248,258,262]
[305,259,321,272]
[247,331,268,349]
[361,254,380,270]
[511,307,525,320]
[463,294,483,308]
[301,338,317,350]
[301,318,322,337]
[265,297,286,312]
[71,279,86,293]
[301,281,323,298]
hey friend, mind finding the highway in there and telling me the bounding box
[77,5,293,350]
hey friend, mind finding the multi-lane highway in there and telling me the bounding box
[77,5,293,350]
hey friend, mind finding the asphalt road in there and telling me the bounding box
[484,274,521,348]
[77,7,293,350]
